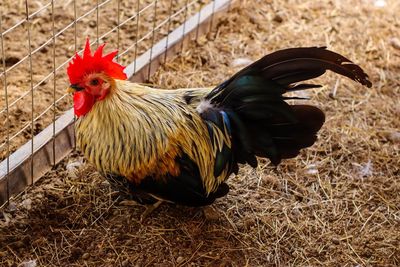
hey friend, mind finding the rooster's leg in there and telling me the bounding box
[140,200,163,222]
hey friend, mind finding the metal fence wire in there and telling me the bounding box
[0,0,231,206]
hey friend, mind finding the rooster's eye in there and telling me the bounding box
[90,78,100,86]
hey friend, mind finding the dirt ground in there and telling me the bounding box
[1,0,400,266]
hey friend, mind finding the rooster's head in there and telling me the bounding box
[67,38,127,117]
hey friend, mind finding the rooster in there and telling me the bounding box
[67,39,371,218]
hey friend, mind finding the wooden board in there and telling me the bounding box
[0,0,233,207]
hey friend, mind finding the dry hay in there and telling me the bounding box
[1,0,399,266]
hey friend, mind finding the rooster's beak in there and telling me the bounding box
[67,84,83,94]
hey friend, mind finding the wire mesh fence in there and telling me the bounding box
[0,0,230,206]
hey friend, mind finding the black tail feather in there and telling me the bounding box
[207,47,371,104]
[203,47,371,167]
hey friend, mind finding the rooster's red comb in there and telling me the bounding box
[67,38,127,84]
